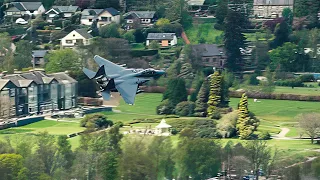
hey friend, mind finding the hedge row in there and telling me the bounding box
[229,91,320,102]
[130,49,158,57]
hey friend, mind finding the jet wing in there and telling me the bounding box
[94,55,125,75]
[116,82,138,105]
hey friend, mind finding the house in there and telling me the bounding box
[49,72,77,110]
[32,50,48,68]
[0,70,77,118]
[124,11,156,29]
[5,2,45,19]
[253,0,294,19]
[81,8,120,27]
[60,29,93,49]
[45,6,80,23]
[191,44,226,68]
[146,33,177,47]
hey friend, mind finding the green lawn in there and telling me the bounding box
[185,23,223,44]
[131,43,145,50]
[274,86,320,96]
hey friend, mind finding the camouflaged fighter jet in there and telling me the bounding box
[83,55,165,105]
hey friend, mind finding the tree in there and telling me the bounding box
[162,78,188,107]
[207,71,222,119]
[90,19,99,37]
[54,0,75,5]
[0,33,14,73]
[236,93,252,139]
[34,132,58,176]
[176,137,221,179]
[156,18,170,27]
[217,111,238,138]
[14,40,34,70]
[94,0,120,9]
[260,67,275,94]
[45,49,81,73]
[133,29,145,43]
[224,9,246,72]
[57,135,74,170]
[99,23,120,38]
[282,8,293,31]
[174,101,195,116]
[269,42,308,72]
[75,0,92,9]
[194,80,209,117]
[123,30,135,43]
[296,113,320,144]
[270,21,290,48]
[41,0,56,10]
[149,40,160,49]
[215,0,228,24]
[0,154,24,180]
[294,0,309,17]
[245,140,272,180]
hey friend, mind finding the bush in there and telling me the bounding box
[156,99,175,115]
[299,74,315,82]
[214,23,225,31]
[80,113,113,130]
[217,111,238,138]
[174,101,195,116]
[258,131,271,140]
[130,49,158,57]
[274,79,304,87]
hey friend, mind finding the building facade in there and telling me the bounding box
[45,6,80,23]
[253,0,294,19]
[60,29,93,49]
[146,33,177,47]
[0,70,77,119]
[5,2,46,19]
[124,11,156,29]
[192,44,226,68]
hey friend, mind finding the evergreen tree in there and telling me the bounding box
[215,0,228,24]
[90,20,99,37]
[163,78,188,107]
[95,0,120,9]
[194,80,209,117]
[224,9,246,72]
[270,21,289,49]
[236,93,252,139]
[207,71,222,119]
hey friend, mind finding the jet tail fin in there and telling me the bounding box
[101,90,111,100]
[83,68,96,79]
[83,66,106,79]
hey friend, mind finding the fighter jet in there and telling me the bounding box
[83,55,165,105]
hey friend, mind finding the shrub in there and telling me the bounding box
[299,74,315,82]
[217,111,238,138]
[156,99,175,115]
[258,131,271,140]
[80,113,113,129]
[214,23,225,31]
[274,79,304,87]
[130,50,158,57]
[174,101,195,116]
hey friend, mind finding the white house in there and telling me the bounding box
[5,2,45,18]
[45,6,80,23]
[81,8,120,27]
[146,33,177,47]
[60,29,93,49]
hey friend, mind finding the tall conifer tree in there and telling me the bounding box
[207,71,222,119]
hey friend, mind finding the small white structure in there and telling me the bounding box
[5,2,45,18]
[155,119,172,136]
[81,8,120,27]
[146,33,177,47]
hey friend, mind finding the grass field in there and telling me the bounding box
[274,86,320,96]
[185,23,223,44]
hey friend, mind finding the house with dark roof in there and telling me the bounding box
[5,2,45,19]
[61,29,93,49]
[45,5,80,23]
[124,11,156,29]
[81,8,120,27]
[32,50,48,68]
[0,70,77,118]
[253,0,294,19]
[146,33,177,47]
[191,44,226,68]
[0,79,16,120]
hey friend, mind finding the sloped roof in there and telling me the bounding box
[156,119,172,128]
[2,71,55,87]
[74,29,93,39]
[125,11,155,19]
[103,8,120,16]
[51,6,79,13]
[254,0,294,5]
[49,72,77,84]
[0,79,10,90]
[147,33,176,40]
[32,50,48,58]
[192,44,225,57]
[18,79,34,87]
[8,2,43,11]
[81,9,104,16]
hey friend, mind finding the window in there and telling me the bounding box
[205,58,210,63]
[89,19,92,22]
[66,40,73,44]
[101,17,108,21]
